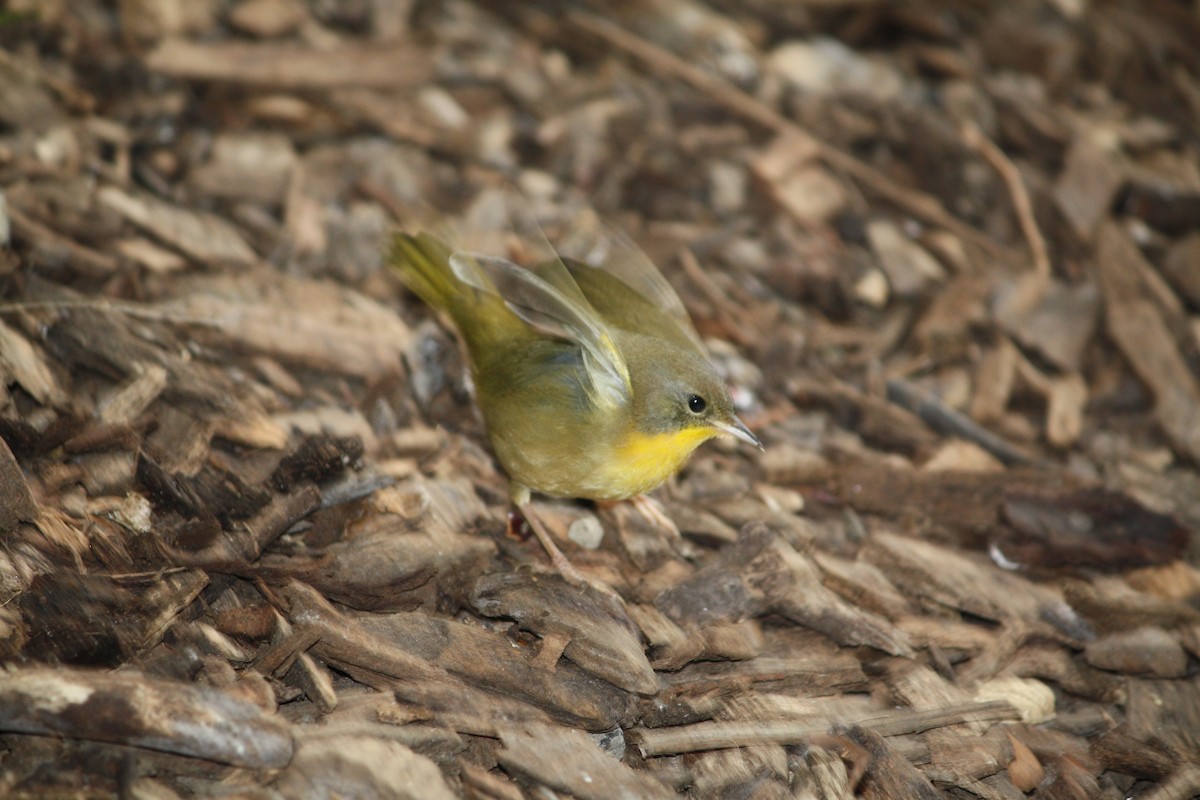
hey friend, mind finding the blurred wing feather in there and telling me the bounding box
[563,227,705,353]
[449,251,631,408]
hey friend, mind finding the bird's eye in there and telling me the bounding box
[687,395,707,414]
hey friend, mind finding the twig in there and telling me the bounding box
[961,121,1050,311]
[567,10,1005,257]
[165,485,322,567]
[885,377,1046,468]
[677,247,756,347]
[0,47,94,113]
[628,699,1019,757]
[7,205,119,278]
[0,298,225,327]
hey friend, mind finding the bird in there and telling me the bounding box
[391,226,761,579]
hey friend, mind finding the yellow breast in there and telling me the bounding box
[599,425,717,498]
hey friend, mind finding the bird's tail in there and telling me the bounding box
[390,231,525,351]
[390,232,463,314]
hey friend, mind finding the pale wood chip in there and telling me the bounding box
[98,186,257,266]
[98,362,168,426]
[1096,222,1200,462]
[145,38,433,90]
[275,736,455,800]
[0,319,64,406]
[163,271,411,381]
[499,723,675,800]
[113,238,188,273]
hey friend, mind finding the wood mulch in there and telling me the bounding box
[1,1,1199,797]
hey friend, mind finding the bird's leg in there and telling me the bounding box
[509,483,593,583]
[515,501,589,585]
[597,494,681,537]
[630,494,681,537]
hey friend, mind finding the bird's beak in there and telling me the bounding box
[710,415,764,451]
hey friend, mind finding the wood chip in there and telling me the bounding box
[655,524,913,657]
[163,271,412,380]
[1084,627,1188,678]
[864,529,1069,630]
[1053,133,1126,241]
[499,723,674,800]
[472,572,660,696]
[1096,221,1200,462]
[227,0,308,38]
[98,362,168,426]
[0,319,64,406]
[188,133,297,204]
[113,237,188,273]
[0,435,37,532]
[275,736,456,800]
[145,38,434,89]
[0,666,292,768]
[751,134,841,222]
[867,219,946,298]
[972,676,1055,724]
[98,186,257,266]
[359,612,630,730]
[993,277,1100,373]
[1125,678,1200,758]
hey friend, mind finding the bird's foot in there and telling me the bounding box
[513,504,626,602]
[514,503,592,587]
[628,494,681,537]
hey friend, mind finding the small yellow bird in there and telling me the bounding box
[391,228,761,574]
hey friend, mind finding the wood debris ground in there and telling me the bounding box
[1,0,1199,798]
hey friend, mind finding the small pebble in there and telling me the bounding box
[568,514,605,550]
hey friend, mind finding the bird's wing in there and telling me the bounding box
[559,227,706,354]
[449,251,632,409]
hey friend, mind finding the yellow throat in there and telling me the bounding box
[605,425,718,497]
